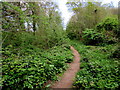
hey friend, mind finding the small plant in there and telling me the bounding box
[70,41,120,89]
[2,44,73,89]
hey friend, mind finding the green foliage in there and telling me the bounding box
[2,1,120,90]
[2,31,36,48]
[110,45,120,59]
[96,17,118,31]
[2,2,26,31]
[96,17,119,44]
[82,29,104,45]
[2,2,65,49]
[66,2,109,40]
[2,2,73,89]
[66,2,119,45]
[70,41,120,89]
[77,17,118,45]
[2,44,73,89]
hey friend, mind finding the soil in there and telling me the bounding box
[51,46,80,88]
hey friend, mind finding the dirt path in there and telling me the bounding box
[51,46,80,88]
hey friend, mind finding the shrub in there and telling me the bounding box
[82,17,119,45]
[2,31,36,48]
[96,17,118,31]
[82,29,104,45]
[96,17,119,44]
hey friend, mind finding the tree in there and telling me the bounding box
[66,1,113,40]
[2,1,65,49]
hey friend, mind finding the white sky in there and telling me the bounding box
[56,0,119,29]
[56,0,73,29]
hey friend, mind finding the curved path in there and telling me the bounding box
[51,46,80,88]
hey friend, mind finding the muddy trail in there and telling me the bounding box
[51,46,80,88]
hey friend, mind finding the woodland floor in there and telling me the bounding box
[51,46,80,88]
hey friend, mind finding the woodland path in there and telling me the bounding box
[51,46,80,88]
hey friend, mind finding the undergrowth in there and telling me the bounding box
[70,40,120,89]
[2,44,73,89]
